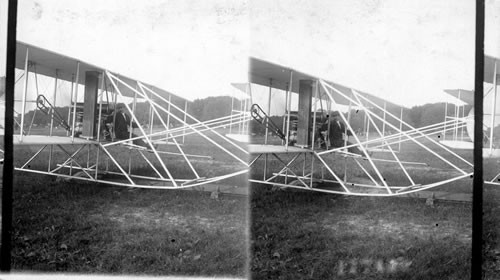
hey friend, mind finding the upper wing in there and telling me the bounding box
[485,54,500,85]
[443,55,500,105]
[230,83,251,100]
[249,57,404,109]
[0,76,4,98]
[443,89,474,105]
[15,41,185,101]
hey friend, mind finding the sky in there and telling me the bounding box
[486,0,500,55]
[0,0,8,77]
[13,0,249,102]
[251,0,479,108]
[1,0,499,110]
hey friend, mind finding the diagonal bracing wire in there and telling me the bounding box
[320,81,392,193]
[106,71,179,187]
[321,80,471,176]
[352,90,416,186]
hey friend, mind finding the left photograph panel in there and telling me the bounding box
[4,0,250,277]
[0,0,6,177]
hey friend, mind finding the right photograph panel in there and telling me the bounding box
[248,1,475,279]
[483,1,500,279]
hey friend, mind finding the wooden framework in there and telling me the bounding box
[248,58,473,196]
[441,55,500,185]
[12,42,248,189]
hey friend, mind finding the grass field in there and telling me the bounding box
[9,127,249,277]
[250,186,471,280]
[482,158,500,279]
[249,133,473,279]
[11,174,248,277]
[7,125,500,278]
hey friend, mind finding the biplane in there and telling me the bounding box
[225,83,251,143]
[441,55,500,155]
[247,57,473,196]
[9,41,249,190]
[441,54,500,185]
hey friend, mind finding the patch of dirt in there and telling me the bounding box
[322,215,471,244]
[95,207,244,232]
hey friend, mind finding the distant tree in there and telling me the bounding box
[420,103,446,128]
[189,99,204,121]
[186,96,234,123]
[408,105,424,128]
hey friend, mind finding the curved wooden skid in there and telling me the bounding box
[249,147,472,196]
[250,174,471,196]
[15,141,248,189]
[16,167,247,189]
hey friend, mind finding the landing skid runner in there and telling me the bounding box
[17,140,247,189]
[249,147,471,196]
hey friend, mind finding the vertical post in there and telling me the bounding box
[239,99,243,134]
[49,71,58,136]
[363,110,367,135]
[398,107,403,152]
[310,80,319,188]
[149,86,154,136]
[265,79,272,145]
[285,72,293,149]
[246,83,252,135]
[128,83,139,174]
[382,101,387,139]
[146,86,152,137]
[67,75,74,137]
[326,88,332,148]
[302,153,307,177]
[365,112,370,148]
[82,71,100,138]
[132,83,138,133]
[71,62,80,142]
[362,110,367,148]
[86,143,91,169]
[95,72,105,179]
[229,95,234,134]
[264,80,272,180]
[19,48,29,141]
[243,97,248,134]
[297,79,313,146]
[443,102,448,141]
[344,97,353,181]
[110,81,117,140]
[166,93,171,141]
[456,90,461,141]
[283,85,289,145]
[48,70,58,171]
[490,61,498,151]
[182,100,188,144]
[241,97,245,134]
[460,104,465,141]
